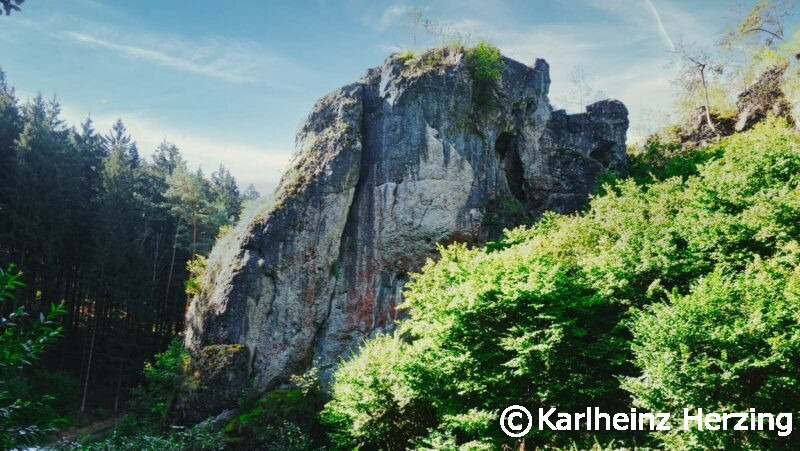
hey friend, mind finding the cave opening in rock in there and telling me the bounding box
[495,132,525,201]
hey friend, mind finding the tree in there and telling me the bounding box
[673,42,724,135]
[152,140,185,177]
[404,6,425,49]
[0,70,247,425]
[210,165,240,219]
[242,183,260,201]
[0,69,20,262]
[103,119,140,168]
[164,164,208,259]
[722,0,793,49]
[564,65,607,112]
[625,261,800,449]
[0,0,24,16]
[717,0,796,92]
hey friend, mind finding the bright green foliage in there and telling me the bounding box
[626,133,724,185]
[625,258,800,449]
[0,265,66,448]
[323,335,428,449]
[130,338,190,425]
[324,118,800,449]
[396,49,418,66]
[64,340,226,450]
[466,40,503,81]
[184,254,208,297]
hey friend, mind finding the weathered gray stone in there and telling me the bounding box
[736,63,793,132]
[180,49,628,420]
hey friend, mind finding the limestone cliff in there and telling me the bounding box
[180,48,628,419]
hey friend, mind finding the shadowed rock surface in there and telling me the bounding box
[178,49,628,420]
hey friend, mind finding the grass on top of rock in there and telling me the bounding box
[394,40,503,83]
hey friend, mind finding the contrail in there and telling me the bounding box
[644,0,675,51]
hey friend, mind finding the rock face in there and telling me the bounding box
[735,63,793,132]
[180,49,628,420]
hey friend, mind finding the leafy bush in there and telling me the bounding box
[465,40,503,81]
[0,265,66,448]
[130,338,190,425]
[322,335,428,449]
[324,118,800,449]
[64,341,225,450]
[627,134,724,185]
[185,255,208,297]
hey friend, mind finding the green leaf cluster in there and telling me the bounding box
[0,265,66,448]
[465,40,504,81]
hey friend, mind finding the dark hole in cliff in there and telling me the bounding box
[495,132,525,201]
[589,141,614,168]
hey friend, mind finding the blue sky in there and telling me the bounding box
[0,0,784,193]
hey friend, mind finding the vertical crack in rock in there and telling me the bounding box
[178,50,629,421]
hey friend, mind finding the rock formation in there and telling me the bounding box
[179,48,628,420]
[736,62,794,132]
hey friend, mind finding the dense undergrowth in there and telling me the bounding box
[322,118,800,450]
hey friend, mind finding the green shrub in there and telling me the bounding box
[185,255,208,297]
[130,338,190,426]
[322,335,428,449]
[627,134,724,185]
[324,118,800,449]
[465,40,503,81]
[396,49,418,66]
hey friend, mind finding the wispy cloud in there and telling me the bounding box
[644,0,675,51]
[61,28,305,91]
[65,31,255,83]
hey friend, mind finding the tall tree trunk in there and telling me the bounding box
[161,228,179,342]
[113,367,123,412]
[191,212,197,259]
[80,301,98,413]
[700,68,718,136]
